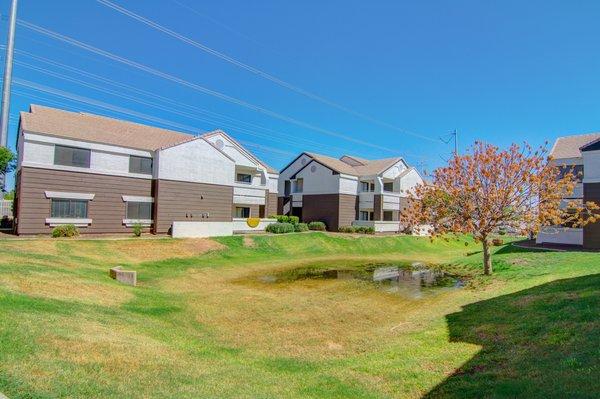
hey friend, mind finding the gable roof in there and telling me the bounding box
[19,105,277,173]
[550,132,600,160]
[202,130,278,174]
[21,104,191,151]
[287,152,405,177]
[580,137,600,152]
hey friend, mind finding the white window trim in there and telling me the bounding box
[46,217,92,227]
[45,191,95,200]
[122,219,153,227]
[121,195,154,203]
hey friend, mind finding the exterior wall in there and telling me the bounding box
[536,228,583,246]
[398,169,423,195]
[156,139,235,186]
[339,194,359,228]
[301,193,357,231]
[582,150,600,183]
[172,221,233,238]
[233,185,266,205]
[154,179,233,234]
[382,160,407,180]
[205,132,257,168]
[278,153,313,194]
[295,161,340,195]
[583,182,600,249]
[20,132,154,180]
[16,167,152,235]
[267,192,278,216]
[373,194,383,221]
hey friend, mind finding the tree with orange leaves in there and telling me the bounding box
[402,141,598,275]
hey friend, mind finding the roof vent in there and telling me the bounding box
[215,139,224,149]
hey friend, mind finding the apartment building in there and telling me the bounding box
[277,152,424,232]
[14,105,278,236]
[536,132,600,249]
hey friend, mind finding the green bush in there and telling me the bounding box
[51,224,79,238]
[294,223,309,232]
[266,222,295,234]
[308,221,326,231]
[132,222,143,237]
[275,215,299,225]
[338,225,374,234]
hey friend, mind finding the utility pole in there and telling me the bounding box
[0,0,17,191]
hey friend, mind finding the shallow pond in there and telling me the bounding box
[258,262,463,299]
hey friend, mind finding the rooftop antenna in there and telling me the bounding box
[0,0,18,191]
[439,129,458,157]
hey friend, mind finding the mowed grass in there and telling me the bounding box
[0,233,598,398]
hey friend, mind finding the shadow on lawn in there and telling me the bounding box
[424,274,600,399]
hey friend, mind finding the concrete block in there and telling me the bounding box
[109,266,137,286]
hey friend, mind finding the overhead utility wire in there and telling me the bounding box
[11,82,295,161]
[97,0,438,143]
[10,49,367,156]
[18,19,398,154]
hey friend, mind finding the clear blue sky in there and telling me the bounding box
[2,0,600,189]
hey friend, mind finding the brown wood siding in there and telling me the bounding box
[302,194,357,231]
[373,194,383,221]
[338,194,358,229]
[16,167,152,235]
[154,179,233,234]
[267,192,278,217]
[583,182,600,249]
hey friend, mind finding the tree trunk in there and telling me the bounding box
[482,239,492,275]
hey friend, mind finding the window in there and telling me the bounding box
[359,211,371,221]
[294,178,304,193]
[126,202,152,220]
[51,199,88,218]
[284,180,291,196]
[236,173,252,183]
[360,181,375,192]
[129,156,153,175]
[383,211,394,221]
[235,207,250,218]
[557,165,583,182]
[383,182,394,192]
[54,145,90,168]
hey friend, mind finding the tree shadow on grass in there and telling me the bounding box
[424,274,600,399]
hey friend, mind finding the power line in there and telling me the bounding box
[18,19,406,154]
[96,0,438,143]
[12,56,375,157]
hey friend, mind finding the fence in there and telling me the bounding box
[0,200,13,218]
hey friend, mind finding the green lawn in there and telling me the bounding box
[0,233,598,398]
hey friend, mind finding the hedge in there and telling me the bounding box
[294,223,309,232]
[338,226,375,235]
[266,222,295,234]
[274,215,300,225]
[307,221,326,231]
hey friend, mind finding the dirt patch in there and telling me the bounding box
[242,236,256,248]
[110,238,224,262]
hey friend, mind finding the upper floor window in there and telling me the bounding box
[236,173,252,183]
[51,199,88,218]
[129,156,153,175]
[383,211,394,221]
[360,181,375,192]
[557,165,583,183]
[294,178,304,193]
[54,145,90,168]
[383,182,394,192]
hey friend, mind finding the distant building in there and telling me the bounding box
[536,133,600,248]
[278,152,424,232]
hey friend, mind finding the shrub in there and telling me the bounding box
[492,238,504,246]
[275,215,299,225]
[132,222,143,237]
[51,224,79,238]
[338,225,375,234]
[288,216,300,225]
[266,222,295,234]
[308,221,326,231]
[294,222,309,232]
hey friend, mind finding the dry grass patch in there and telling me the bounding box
[0,273,133,306]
